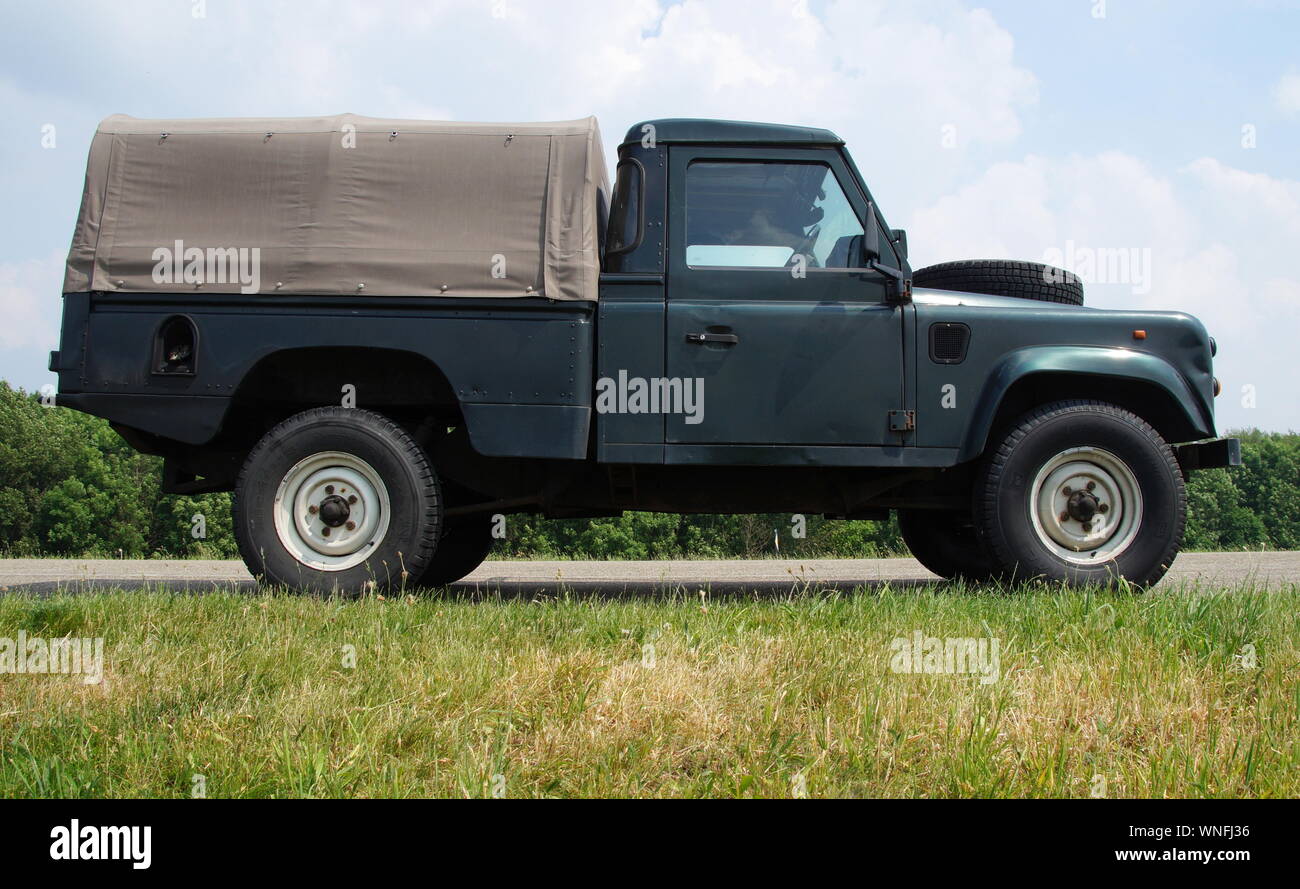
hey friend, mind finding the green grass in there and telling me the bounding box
[0,581,1297,798]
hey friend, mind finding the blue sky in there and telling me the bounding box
[2,0,1297,430]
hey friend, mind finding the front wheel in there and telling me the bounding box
[975,400,1185,587]
[234,407,442,594]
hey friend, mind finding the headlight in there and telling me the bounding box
[1209,336,1217,357]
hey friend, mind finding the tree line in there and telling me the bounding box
[2,382,1295,559]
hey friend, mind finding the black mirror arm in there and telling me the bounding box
[870,258,912,304]
[863,201,911,303]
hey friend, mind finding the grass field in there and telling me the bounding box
[1,581,1297,798]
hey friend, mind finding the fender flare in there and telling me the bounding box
[958,346,1213,462]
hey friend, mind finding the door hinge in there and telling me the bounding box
[888,410,915,432]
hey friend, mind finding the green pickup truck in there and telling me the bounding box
[51,114,1238,592]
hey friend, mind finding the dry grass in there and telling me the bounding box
[0,581,1296,798]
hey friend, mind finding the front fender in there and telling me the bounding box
[958,346,1214,462]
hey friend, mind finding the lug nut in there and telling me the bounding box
[1062,485,1072,495]
[1086,481,1096,492]
[348,495,357,504]
[1082,522,1093,533]
[308,505,318,514]
[325,485,335,494]
[1060,511,1070,522]
[321,527,330,537]
[1099,503,1110,513]
[346,521,356,531]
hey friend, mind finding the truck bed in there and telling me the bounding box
[52,292,596,463]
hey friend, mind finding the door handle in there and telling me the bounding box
[685,332,739,345]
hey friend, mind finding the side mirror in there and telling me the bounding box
[891,228,908,260]
[863,201,881,263]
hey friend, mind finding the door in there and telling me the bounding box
[665,147,904,447]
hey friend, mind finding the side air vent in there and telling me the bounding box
[153,315,198,376]
[929,322,970,364]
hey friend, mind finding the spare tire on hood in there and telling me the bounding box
[911,259,1084,306]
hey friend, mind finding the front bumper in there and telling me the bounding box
[1174,437,1241,473]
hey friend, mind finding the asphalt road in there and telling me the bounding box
[0,551,1295,597]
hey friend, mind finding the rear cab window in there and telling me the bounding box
[606,159,643,256]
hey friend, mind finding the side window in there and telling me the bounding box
[606,159,642,255]
[685,161,865,269]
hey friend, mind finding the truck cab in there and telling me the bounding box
[600,119,909,464]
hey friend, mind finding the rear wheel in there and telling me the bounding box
[412,514,496,587]
[234,407,441,595]
[898,509,1000,582]
[975,400,1185,587]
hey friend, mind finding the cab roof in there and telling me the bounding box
[622,118,843,147]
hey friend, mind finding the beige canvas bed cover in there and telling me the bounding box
[64,114,609,301]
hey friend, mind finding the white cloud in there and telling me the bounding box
[0,253,62,352]
[1181,157,1300,239]
[1274,71,1300,115]
[571,0,1039,203]
[906,154,1300,432]
[905,156,1056,260]
[5,0,1037,199]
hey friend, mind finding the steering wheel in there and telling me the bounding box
[785,224,821,269]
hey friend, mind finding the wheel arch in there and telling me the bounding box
[219,346,460,447]
[960,347,1214,462]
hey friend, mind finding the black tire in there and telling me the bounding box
[234,407,441,595]
[911,259,1084,306]
[413,514,496,587]
[898,509,1001,582]
[975,400,1185,587]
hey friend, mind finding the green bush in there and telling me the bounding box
[0,382,236,558]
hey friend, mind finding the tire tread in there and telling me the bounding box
[912,259,1084,305]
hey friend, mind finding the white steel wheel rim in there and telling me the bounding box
[272,451,391,572]
[1029,446,1142,565]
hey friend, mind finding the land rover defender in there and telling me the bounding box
[50,114,1239,591]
